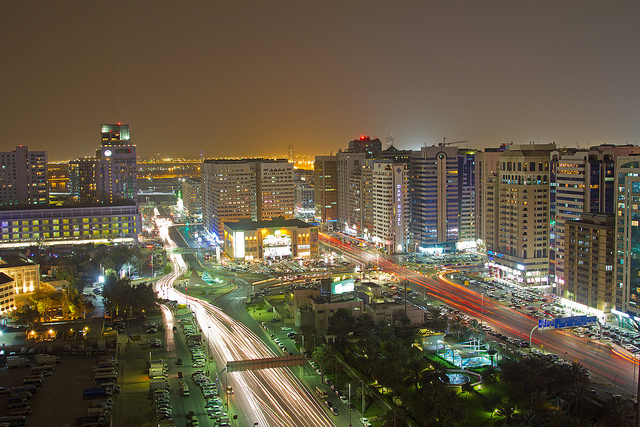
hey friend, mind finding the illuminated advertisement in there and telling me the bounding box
[331,278,354,295]
[262,229,292,259]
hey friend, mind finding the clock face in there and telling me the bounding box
[104,149,112,157]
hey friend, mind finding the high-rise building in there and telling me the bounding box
[337,151,366,230]
[564,213,614,312]
[410,146,459,251]
[95,124,137,203]
[458,150,478,246]
[549,146,639,297]
[69,157,98,204]
[0,145,48,207]
[202,159,293,240]
[485,143,555,286]
[372,162,409,253]
[69,124,137,205]
[614,155,640,318]
[313,156,338,226]
[181,177,202,216]
[474,148,503,250]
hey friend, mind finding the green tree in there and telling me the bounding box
[327,307,355,343]
[424,305,447,333]
[597,395,635,427]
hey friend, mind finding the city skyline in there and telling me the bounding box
[2,1,640,161]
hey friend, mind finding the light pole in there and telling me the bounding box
[481,293,484,326]
[348,383,352,427]
[614,374,618,395]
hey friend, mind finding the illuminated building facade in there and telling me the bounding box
[410,146,459,252]
[372,162,409,253]
[0,145,48,207]
[181,177,202,216]
[485,143,555,286]
[564,213,614,312]
[202,159,294,240]
[313,156,338,226]
[96,124,137,203]
[0,273,16,316]
[0,254,40,295]
[0,204,140,246]
[614,155,640,318]
[223,217,318,261]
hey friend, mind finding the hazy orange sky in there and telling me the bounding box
[2,1,639,161]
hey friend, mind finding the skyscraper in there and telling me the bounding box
[372,162,409,253]
[614,155,640,318]
[0,145,48,207]
[485,143,555,286]
[95,124,137,203]
[313,156,338,226]
[202,159,293,240]
[69,124,137,205]
[410,145,459,251]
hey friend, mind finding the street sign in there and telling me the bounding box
[538,315,598,330]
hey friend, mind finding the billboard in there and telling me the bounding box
[331,278,354,295]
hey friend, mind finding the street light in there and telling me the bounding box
[614,374,618,395]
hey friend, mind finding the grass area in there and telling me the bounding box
[457,384,503,427]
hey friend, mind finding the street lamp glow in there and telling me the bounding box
[98,275,105,284]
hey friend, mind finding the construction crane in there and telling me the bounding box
[439,137,468,147]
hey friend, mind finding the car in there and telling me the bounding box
[176,358,183,365]
[339,395,349,404]
[177,371,184,379]
[330,406,339,416]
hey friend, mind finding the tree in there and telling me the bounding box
[493,400,519,427]
[424,305,447,333]
[449,314,466,340]
[327,308,355,343]
[311,344,334,375]
[379,407,410,427]
[13,305,39,327]
[598,395,635,427]
[464,319,485,349]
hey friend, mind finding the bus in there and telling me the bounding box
[30,365,54,376]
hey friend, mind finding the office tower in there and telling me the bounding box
[313,156,338,225]
[181,177,202,216]
[564,213,614,312]
[485,143,555,286]
[69,124,137,205]
[371,162,409,253]
[474,148,503,249]
[337,151,366,230]
[410,145,459,251]
[347,135,382,156]
[69,157,98,204]
[95,124,137,203]
[256,160,294,220]
[614,155,640,317]
[458,150,478,246]
[0,145,48,207]
[294,181,315,221]
[549,146,639,296]
[202,159,293,240]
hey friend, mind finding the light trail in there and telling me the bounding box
[154,219,335,427]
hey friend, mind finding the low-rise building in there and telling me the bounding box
[223,217,318,261]
[0,254,40,295]
[366,302,424,326]
[0,273,16,316]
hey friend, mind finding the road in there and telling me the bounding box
[154,222,337,427]
[322,234,639,398]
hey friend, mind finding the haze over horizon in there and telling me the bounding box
[2,1,639,161]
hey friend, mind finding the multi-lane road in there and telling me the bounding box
[323,234,638,397]
[155,221,337,427]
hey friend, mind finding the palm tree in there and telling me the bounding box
[379,407,410,427]
[449,314,466,340]
[425,305,448,333]
[494,400,519,427]
[311,344,334,376]
[598,395,635,427]
[562,382,598,422]
[464,319,485,350]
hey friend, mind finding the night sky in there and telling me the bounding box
[2,1,639,161]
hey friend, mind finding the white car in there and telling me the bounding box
[360,418,372,427]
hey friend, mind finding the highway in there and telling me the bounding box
[323,234,639,398]
[154,218,336,427]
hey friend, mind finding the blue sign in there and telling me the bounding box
[538,315,598,330]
